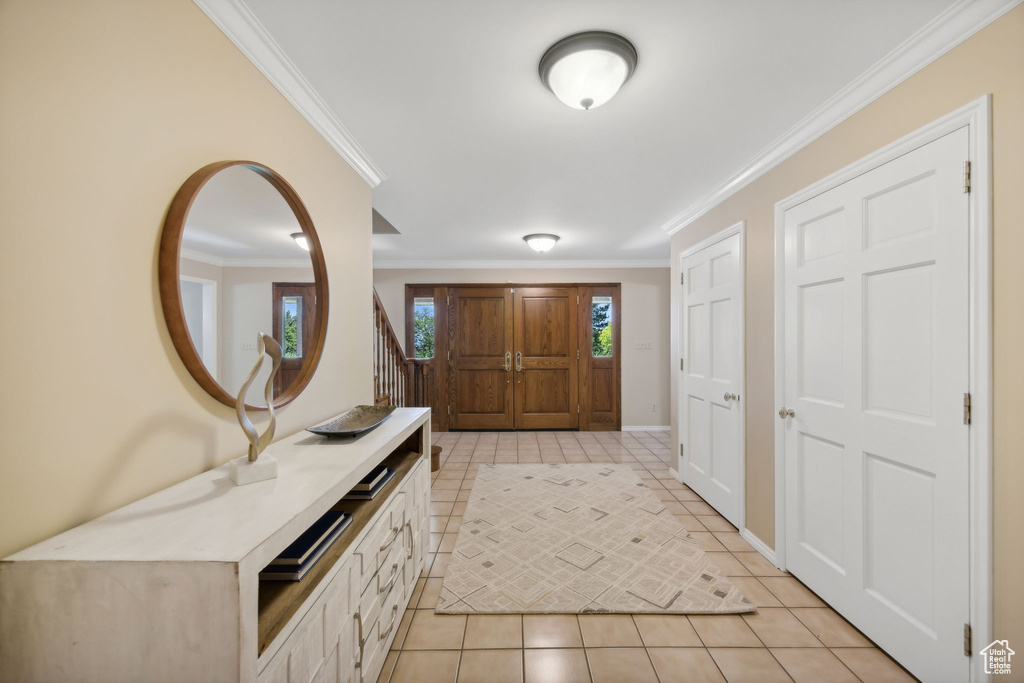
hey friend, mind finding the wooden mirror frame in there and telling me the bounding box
[159,160,329,410]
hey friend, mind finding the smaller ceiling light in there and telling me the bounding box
[539,31,638,110]
[291,232,310,251]
[524,234,560,253]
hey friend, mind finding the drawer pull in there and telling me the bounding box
[379,562,400,595]
[379,604,400,641]
[354,612,365,668]
[379,525,400,552]
[405,520,414,560]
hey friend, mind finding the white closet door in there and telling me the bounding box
[681,233,743,526]
[782,128,970,681]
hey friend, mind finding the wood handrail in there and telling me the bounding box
[373,288,415,408]
[373,289,409,364]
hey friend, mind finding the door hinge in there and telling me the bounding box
[963,392,972,425]
[578,404,581,414]
[447,405,450,415]
[679,443,684,457]
[577,295,580,305]
[446,293,450,306]
[680,358,684,371]
[680,272,684,285]
[577,349,580,359]
[447,349,450,361]
[964,623,972,656]
[964,161,972,193]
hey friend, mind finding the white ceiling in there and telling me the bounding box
[241,0,955,266]
[182,165,311,264]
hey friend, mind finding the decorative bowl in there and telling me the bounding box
[306,405,397,438]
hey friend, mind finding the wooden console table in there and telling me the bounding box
[0,407,431,683]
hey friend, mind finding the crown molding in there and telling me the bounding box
[662,0,1021,236]
[193,0,385,188]
[180,248,314,269]
[373,259,670,270]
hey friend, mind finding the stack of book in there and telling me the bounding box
[259,508,352,582]
[341,465,395,501]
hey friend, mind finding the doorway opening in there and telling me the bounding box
[405,283,621,431]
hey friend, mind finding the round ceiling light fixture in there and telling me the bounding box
[524,233,560,253]
[539,31,638,110]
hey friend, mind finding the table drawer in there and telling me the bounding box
[353,493,406,592]
[362,581,403,683]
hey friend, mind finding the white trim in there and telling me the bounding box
[621,425,670,432]
[180,248,314,269]
[179,275,219,380]
[662,0,1019,236]
[740,529,775,565]
[773,95,992,680]
[193,0,385,188]
[676,221,746,532]
[373,259,670,270]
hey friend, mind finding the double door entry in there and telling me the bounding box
[407,284,621,431]
[450,286,577,430]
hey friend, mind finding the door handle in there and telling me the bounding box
[778,407,795,419]
[515,351,522,372]
[723,393,740,402]
[504,351,512,372]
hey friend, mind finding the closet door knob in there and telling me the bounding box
[778,407,795,419]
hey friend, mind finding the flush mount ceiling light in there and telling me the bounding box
[291,232,310,251]
[524,233,560,253]
[539,31,638,110]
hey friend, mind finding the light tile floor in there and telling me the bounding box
[377,431,915,683]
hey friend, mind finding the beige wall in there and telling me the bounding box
[373,268,671,427]
[669,6,1024,651]
[0,0,373,559]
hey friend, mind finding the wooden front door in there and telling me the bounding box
[513,287,579,429]
[579,286,621,430]
[272,282,316,398]
[448,287,514,429]
[412,282,621,431]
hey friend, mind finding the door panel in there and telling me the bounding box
[782,129,969,681]
[272,282,316,398]
[449,287,513,429]
[579,286,620,430]
[439,284,620,431]
[514,287,578,429]
[680,233,743,526]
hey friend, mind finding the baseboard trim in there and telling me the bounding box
[740,528,778,567]
[621,425,670,432]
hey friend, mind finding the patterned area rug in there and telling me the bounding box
[436,464,754,614]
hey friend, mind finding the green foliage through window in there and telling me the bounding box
[592,298,612,357]
[413,298,435,358]
[282,297,302,358]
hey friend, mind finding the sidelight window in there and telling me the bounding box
[413,297,435,358]
[281,296,302,358]
[592,296,612,357]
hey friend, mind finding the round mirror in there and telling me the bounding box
[159,161,328,409]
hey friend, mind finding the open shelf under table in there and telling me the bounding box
[256,446,423,655]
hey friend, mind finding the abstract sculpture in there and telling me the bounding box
[229,333,282,486]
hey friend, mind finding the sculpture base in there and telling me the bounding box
[229,454,278,486]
